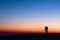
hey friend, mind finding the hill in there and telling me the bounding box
[0,33,60,40]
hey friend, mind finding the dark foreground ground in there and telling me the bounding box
[0,33,60,40]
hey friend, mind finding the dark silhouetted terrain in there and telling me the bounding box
[0,33,60,40]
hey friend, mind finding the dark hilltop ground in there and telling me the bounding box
[0,33,60,40]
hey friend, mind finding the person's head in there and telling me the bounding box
[45,26,48,33]
[45,26,48,30]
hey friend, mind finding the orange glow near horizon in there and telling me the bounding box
[0,26,42,32]
[0,19,60,33]
[0,25,60,33]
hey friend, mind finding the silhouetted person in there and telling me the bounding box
[45,26,48,34]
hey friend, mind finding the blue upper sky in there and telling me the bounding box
[0,0,60,24]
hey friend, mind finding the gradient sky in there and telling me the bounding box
[0,0,60,33]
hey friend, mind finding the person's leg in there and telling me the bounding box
[46,30,47,34]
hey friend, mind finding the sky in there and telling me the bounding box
[0,0,60,33]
